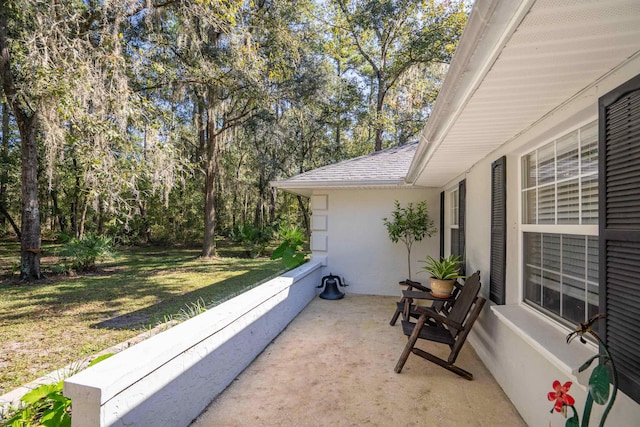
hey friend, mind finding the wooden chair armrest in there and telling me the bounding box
[414,306,463,330]
[402,290,454,301]
[399,279,430,293]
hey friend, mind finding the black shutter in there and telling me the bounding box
[458,179,466,274]
[490,157,507,305]
[599,73,640,404]
[440,191,445,258]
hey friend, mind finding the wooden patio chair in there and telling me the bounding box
[394,271,485,380]
[390,279,429,325]
[389,278,463,326]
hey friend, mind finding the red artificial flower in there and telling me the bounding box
[548,380,575,412]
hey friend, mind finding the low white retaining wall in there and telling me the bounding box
[64,260,325,427]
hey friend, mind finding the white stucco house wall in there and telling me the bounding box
[272,143,441,295]
[272,0,640,425]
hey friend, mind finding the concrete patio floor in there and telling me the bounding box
[192,295,526,426]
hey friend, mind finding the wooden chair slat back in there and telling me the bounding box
[448,296,486,363]
[447,271,481,328]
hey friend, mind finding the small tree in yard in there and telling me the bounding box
[383,200,436,280]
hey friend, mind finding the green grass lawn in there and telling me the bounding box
[0,239,284,395]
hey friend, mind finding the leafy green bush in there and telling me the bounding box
[57,234,114,272]
[49,264,70,276]
[231,223,274,258]
[271,224,307,269]
[2,354,112,427]
[55,232,73,244]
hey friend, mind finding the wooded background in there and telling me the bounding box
[0,0,467,279]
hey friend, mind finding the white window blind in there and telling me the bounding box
[521,122,598,226]
[521,121,599,326]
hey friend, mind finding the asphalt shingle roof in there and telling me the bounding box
[272,142,417,192]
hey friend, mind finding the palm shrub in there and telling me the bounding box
[231,223,274,258]
[383,200,437,280]
[57,233,114,272]
[271,224,307,269]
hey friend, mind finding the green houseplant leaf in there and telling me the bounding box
[419,255,464,280]
[578,354,600,373]
[565,414,579,427]
[589,364,610,405]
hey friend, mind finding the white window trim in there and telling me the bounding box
[491,304,597,384]
[518,119,599,326]
[450,188,459,227]
[444,186,459,256]
[520,224,597,236]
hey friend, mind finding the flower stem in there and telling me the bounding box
[590,331,618,427]
[581,393,593,427]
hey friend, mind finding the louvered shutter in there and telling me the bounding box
[458,180,466,274]
[490,157,507,305]
[440,191,445,258]
[598,73,640,404]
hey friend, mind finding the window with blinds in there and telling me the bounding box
[450,187,459,256]
[521,121,598,326]
[523,233,599,325]
[450,188,459,227]
[522,122,598,225]
[448,181,466,274]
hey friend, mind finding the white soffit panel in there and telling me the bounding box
[414,0,640,187]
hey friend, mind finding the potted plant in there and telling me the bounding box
[383,200,437,280]
[420,254,464,297]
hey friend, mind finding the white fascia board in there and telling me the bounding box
[406,0,535,185]
[270,179,417,197]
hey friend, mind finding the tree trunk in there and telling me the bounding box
[254,175,265,228]
[202,153,217,257]
[0,201,21,238]
[202,88,219,258]
[197,93,206,159]
[71,157,81,238]
[51,189,66,233]
[96,197,104,235]
[70,201,77,236]
[253,198,262,229]
[18,114,42,280]
[138,200,150,243]
[231,189,238,230]
[296,195,310,238]
[374,77,386,152]
[269,186,276,225]
[78,197,88,239]
[243,192,249,225]
[0,101,8,227]
[0,16,42,280]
